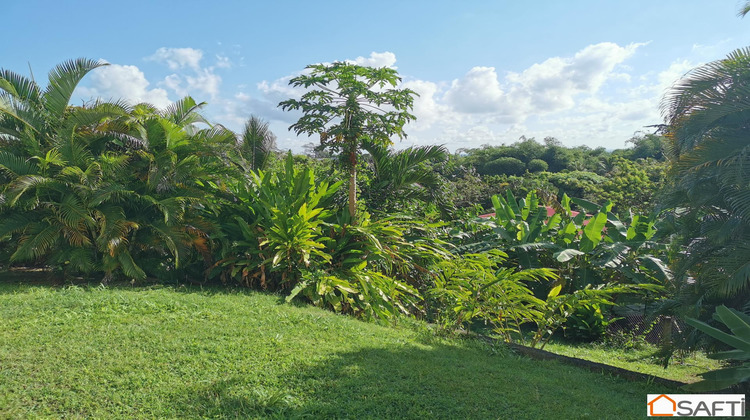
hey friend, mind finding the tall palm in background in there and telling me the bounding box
[660,47,750,314]
[237,115,276,172]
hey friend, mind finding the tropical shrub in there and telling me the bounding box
[429,250,556,341]
[360,142,450,216]
[428,249,647,348]
[0,60,233,281]
[481,156,526,176]
[215,152,341,289]
[527,158,549,173]
[287,268,421,320]
[684,306,750,391]
[547,171,605,201]
[600,157,667,215]
[444,190,668,340]
[564,303,619,342]
[460,191,671,287]
[216,153,450,320]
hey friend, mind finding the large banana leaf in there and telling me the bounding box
[684,305,750,391]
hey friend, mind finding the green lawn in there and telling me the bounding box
[0,281,674,419]
[543,340,722,384]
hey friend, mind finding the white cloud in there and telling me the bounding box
[257,75,305,102]
[657,59,695,91]
[510,42,642,111]
[350,51,397,68]
[77,64,171,108]
[166,69,222,99]
[400,79,447,131]
[442,42,644,121]
[210,45,679,152]
[444,66,507,114]
[146,47,224,101]
[147,47,204,70]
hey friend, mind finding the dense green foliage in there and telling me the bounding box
[653,47,750,386]
[660,47,750,318]
[2,48,749,392]
[279,62,417,219]
[446,134,668,215]
[435,191,667,345]
[0,61,234,281]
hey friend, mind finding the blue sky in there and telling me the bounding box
[4,1,750,151]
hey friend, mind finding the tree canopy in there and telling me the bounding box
[279,62,417,219]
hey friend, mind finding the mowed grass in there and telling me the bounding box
[543,341,722,384]
[0,281,673,419]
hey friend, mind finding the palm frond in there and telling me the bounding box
[116,248,147,279]
[65,100,131,128]
[0,95,45,134]
[0,213,35,237]
[0,69,42,103]
[11,223,61,261]
[7,175,61,205]
[239,115,277,171]
[43,58,107,118]
[0,151,37,176]
[161,96,208,126]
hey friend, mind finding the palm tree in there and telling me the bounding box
[237,115,277,172]
[361,142,448,214]
[0,59,146,278]
[0,59,120,154]
[660,47,750,313]
[0,60,236,281]
[111,97,237,280]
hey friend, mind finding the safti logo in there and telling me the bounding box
[647,394,745,417]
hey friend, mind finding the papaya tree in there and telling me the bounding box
[278,62,417,220]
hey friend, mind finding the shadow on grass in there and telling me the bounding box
[170,343,663,419]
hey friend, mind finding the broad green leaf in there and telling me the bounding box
[715,305,750,339]
[686,317,750,354]
[571,197,600,213]
[683,365,750,391]
[580,211,607,252]
[548,283,562,298]
[506,190,521,218]
[554,249,585,262]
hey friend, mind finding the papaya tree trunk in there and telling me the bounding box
[348,149,357,222]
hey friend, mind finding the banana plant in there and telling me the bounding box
[456,190,670,290]
[684,305,750,391]
[444,190,669,340]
